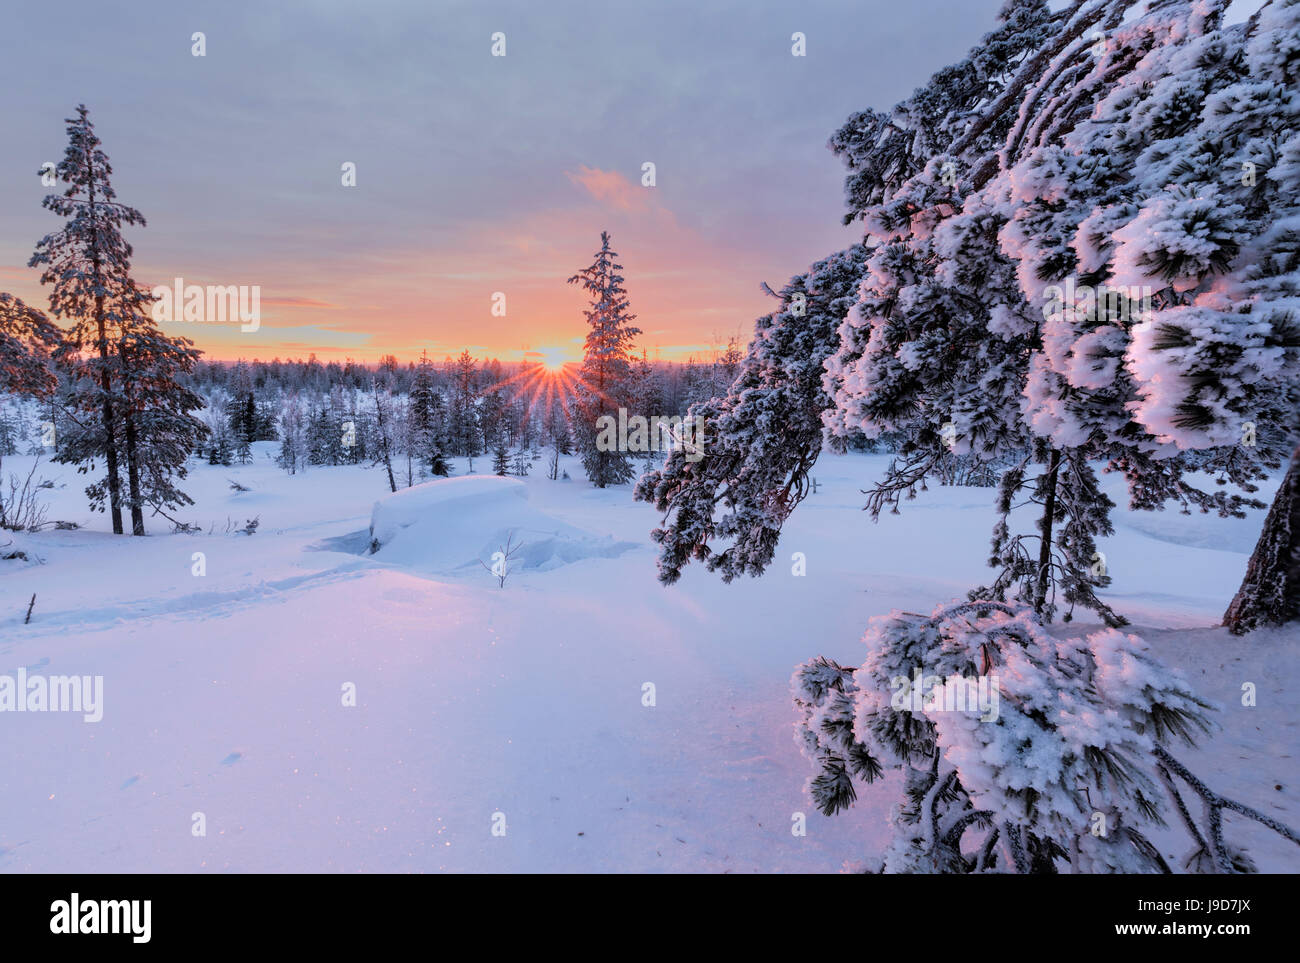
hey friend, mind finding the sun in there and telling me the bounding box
[484,346,600,433]
[536,346,570,372]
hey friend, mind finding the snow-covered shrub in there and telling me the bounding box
[793,600,1299,873]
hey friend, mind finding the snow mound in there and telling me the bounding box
[0,530,41,567]
[367,474,635,574]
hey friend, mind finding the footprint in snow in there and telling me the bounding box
[220,752,243,766]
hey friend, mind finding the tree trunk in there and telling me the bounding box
[123,406,146,535]
[98,369,123,534]
[87,164,123,535]
[373,392,397,493]
[1224,445,1300,634]
[1033,447,1062,617]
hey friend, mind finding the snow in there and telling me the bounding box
[0,443,1296,872]
[367,474,635,574]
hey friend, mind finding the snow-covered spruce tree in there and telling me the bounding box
[478,384,509,461]
[223,360,273,462]
[492,437,510,476]
[305,399,339,466]
[0,405,21,459]
[793,600,1300,873]
[447,350,481,460]
[629,349,664,468]
[203,400,235,467]
[634,246,869,583]
[510,441,531,477]
[29,105,144,534]
[544,403,570,481]
[276,394,308,475]
[568,231,642,488]
[32,110,206,535]
[409,351,450,477]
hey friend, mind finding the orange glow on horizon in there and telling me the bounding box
[535,346,571,371]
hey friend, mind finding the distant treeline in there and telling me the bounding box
[185,348,743,413]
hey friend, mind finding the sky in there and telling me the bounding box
[1,0,1014,364]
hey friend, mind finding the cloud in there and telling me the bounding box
[565,166,653,214]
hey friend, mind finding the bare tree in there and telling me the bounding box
[479,529,524,587]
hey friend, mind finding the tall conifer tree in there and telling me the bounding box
[568,231,642,488]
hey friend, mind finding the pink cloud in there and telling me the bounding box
[565,166,652,213]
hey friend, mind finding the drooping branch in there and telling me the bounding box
[1154,745,1300,873]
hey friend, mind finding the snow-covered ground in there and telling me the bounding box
[1,445,1295,872]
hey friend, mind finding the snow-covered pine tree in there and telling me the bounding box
[113,287,207,533]
[0,293,61,480]
[223,361,261,464]
[409,351,450,477]
[783,0,1300,871]
[338,386,367,466]
[448,350,481,460]
[203,399,235,466]
[0,403,20,459]
[982,1,1286,624]
[511,441,531,477]
[635,246,869,583]
[793,599,1300,873]
[1100,0,1300,633]
[0,403,17,458]
[544,402,569,481]
[492,437,510,476]
[30,105,145,534]
[305,400,338,466]
[639,0,1066,591]
[275,393,308,475]
[568,231,642,488]
[629,348,664,467]
[0,293,60,402]
[645,0,1282,625]
[824,0,1224,626]
[710,335,744,399]
[478,385,508,461]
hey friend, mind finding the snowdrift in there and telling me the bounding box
[367,474,634,574]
